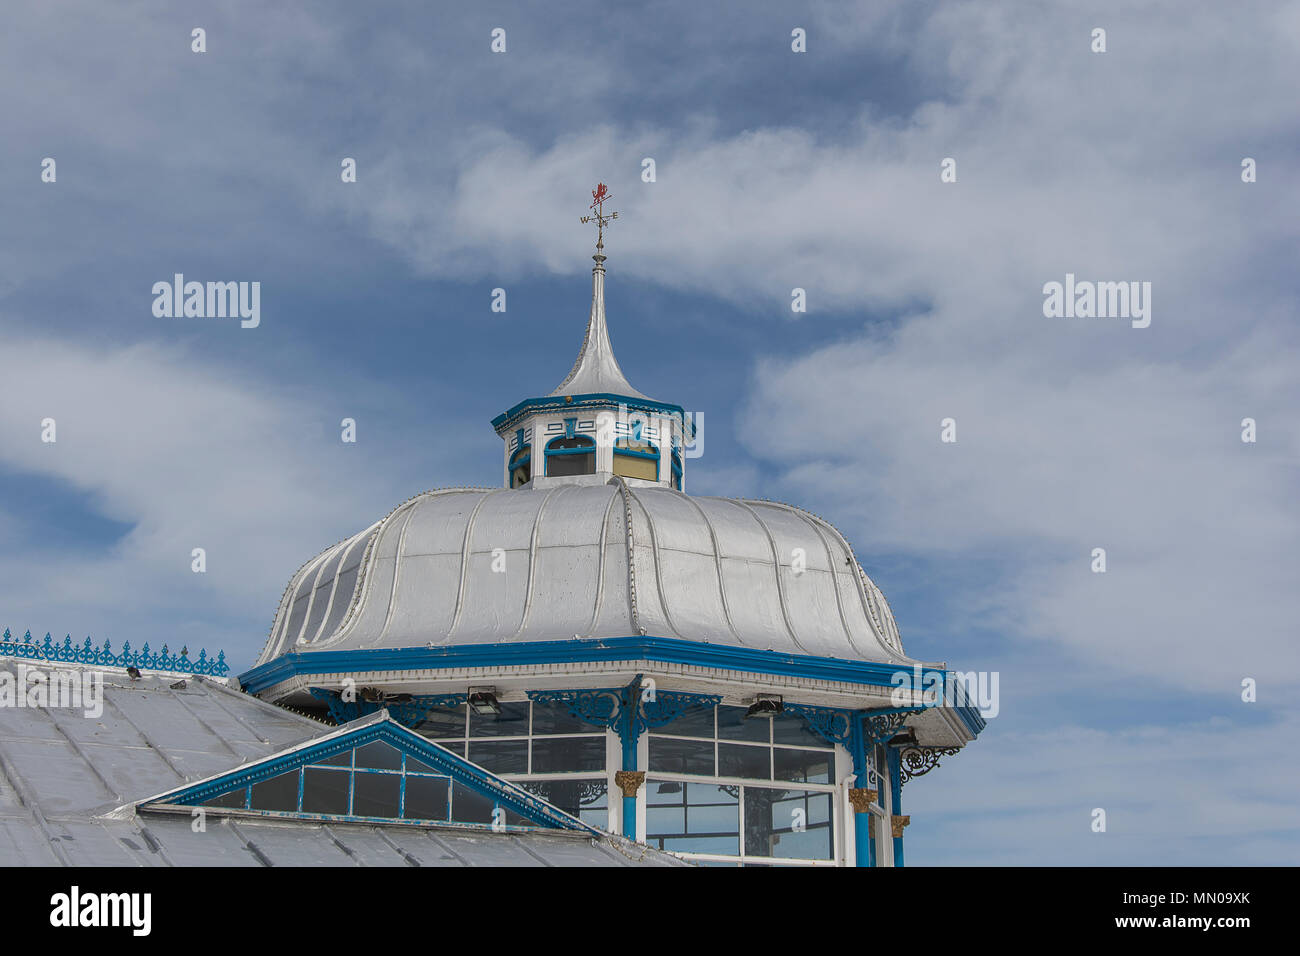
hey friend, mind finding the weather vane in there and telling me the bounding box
[579,182,618,254]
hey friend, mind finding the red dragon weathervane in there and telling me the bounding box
[580,182,618,253]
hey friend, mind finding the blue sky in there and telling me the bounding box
[2,0,1297,864]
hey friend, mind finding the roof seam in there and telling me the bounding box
[511,486,562,640]
[622,484,687,641]
[583,485,622,638]
[448,489,505,642]
[678,494,748,647]
[732,500,813,656]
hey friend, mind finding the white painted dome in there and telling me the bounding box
[256,481,910,667]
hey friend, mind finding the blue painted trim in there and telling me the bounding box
[2,628,228,677]
[144,715,598,834]
[240,636,952,700]
[544,435,595,457]
[493,393,688,436]
[887,746,904,868]
[613,445,658,460]
[613,440,660,479]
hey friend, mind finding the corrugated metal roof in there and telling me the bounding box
[0,662,682,866]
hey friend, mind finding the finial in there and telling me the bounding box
[579,182,619,260]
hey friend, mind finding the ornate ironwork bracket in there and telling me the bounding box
[782,702,854,746]
[307,686,467,729]
[528,676,721,766]
[897,745,962,785]
[863,710,913,746]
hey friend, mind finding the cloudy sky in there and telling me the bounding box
[2,1,1296,864]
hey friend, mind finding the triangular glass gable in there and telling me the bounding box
[140,715,592,833]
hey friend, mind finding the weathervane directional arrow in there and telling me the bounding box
[579,182,619,254]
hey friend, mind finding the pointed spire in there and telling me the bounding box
[551,185,649,399]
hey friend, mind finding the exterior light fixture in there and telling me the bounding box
[745,694,783,719]
[468,687,501,716]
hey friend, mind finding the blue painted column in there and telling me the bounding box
[848,715,875,867]
[614,685,643,840]
[849,786,876,866]
[887,747,908,867]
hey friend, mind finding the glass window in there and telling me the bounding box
[772,711,833,747]
[450,782,496,825]
[202,787,248,809]
[773,747,833,785]
[250,770,300,812]
[468,739,528,775]
[646,782,739,856]
[531,736,605,774]
[352,771,401,818]
[717,705,771,743]
[468,701,530,737]
[515,780,608,829]
[545,436,596,477]
[354,741,403,772]
[718,742,771,781]
[529,699,596,736]
[743,788,834,860]
[314,749,352,768]
[405,755,440,774]
[659,705,714,739]
[302,767,350,815]
[402,774,451,822]
[648,737,714,776]
[412,704,466,739]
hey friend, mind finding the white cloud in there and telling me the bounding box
[907,711,1300,865]
[0,332,425,663]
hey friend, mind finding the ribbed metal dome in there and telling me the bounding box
[256,481,910,667]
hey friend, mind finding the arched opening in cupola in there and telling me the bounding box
[545,435,596,477]
[613,436,659,481]
[510,445,532,487]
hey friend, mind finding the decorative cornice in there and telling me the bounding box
[1,629,228,677]
[492,393,687,436]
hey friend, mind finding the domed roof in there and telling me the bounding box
[256,481,911,668]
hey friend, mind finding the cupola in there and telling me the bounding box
[491,184,691,491]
